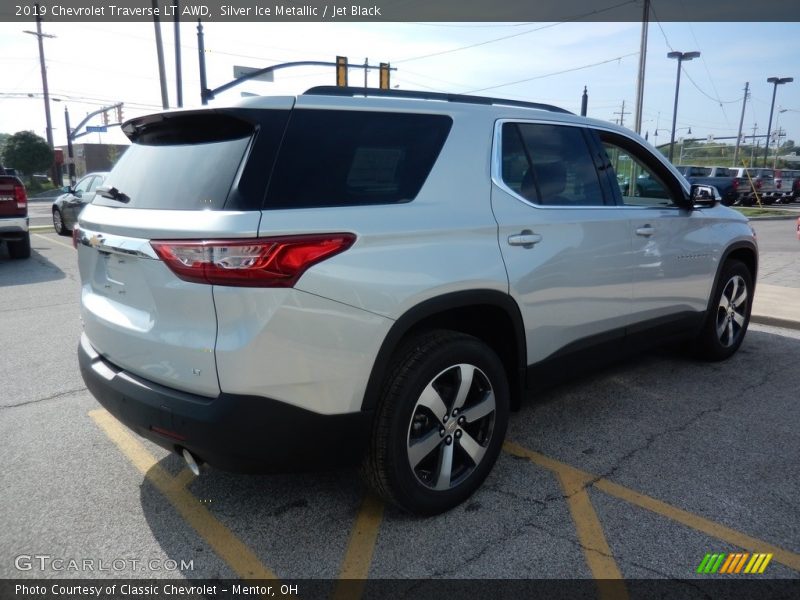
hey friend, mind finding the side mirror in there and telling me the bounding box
[690,184,719,208]
[61,185,72,194]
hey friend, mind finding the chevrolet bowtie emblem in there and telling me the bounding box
[88,235,102,248]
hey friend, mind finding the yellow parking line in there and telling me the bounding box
[331,493,385,600]
[557,471,627,587]
[504,441,800,574]
[594,478,800,573]
[34,232,73,250]
[506,442,627,598]
[173,467,196,489]
[89,409,277,580]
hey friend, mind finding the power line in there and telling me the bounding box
[403,22,537,29]
[650,9,740,107]
[394,0,638,64]
[463,52,639,94]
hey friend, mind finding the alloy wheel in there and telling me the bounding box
[406,363,496,491]
[716,274,748,348]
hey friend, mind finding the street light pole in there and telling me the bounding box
[773,108,787,169]
[763,77,793,167]
[667,50,700,164]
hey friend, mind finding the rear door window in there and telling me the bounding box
[264,110,452,208]
[499,122,607,206]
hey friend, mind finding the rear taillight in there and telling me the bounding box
[14,182,27,210]
[151,234,356,287]
[733,178,739,191]
[756,179,762,190]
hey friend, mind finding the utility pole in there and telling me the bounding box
[749,123,758,165]
[197,20,208,105]
[24,4,59,185]
[152,0,169,109]
[614,100,630,128]
[633,0,650,134]
[173,0,183,107]
[580,86,588,117]
[364,58,368,89]
[64,106,75,186]
[733,82,749,167]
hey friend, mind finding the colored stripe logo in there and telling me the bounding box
[696,552,773,574]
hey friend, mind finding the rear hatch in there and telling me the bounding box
[77,99,293,396]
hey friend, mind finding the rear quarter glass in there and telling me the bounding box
[95,109,290,211]
[264,109,452,209]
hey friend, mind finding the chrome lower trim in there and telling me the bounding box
[0,216,29,233]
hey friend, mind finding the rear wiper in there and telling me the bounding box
[96,186,130,203]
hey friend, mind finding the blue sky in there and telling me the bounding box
[0,20,797,159]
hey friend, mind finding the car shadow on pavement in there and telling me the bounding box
[134,327,799,580]
[0,244,66,286]
[139,452,368,579]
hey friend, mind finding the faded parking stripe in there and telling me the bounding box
[89,409,277,580]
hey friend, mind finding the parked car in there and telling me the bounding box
[775,169,799,203]
[730,167,778,205]
[0,173,30,259]
[676,165,739,206]
[52,172,108,235]
[675,165,711,177]
[76,87,758,515]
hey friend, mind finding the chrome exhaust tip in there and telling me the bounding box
[182,448,201,476]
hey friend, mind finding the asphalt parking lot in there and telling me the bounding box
[1,230,799,596]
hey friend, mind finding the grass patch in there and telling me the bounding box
[734,207,796,218]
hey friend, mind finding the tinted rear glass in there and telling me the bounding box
[265,109,452,209]
[97,110,288,211]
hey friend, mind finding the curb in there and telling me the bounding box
[30,225,55,233]
[746,215,800,221]
[751,314,800,332]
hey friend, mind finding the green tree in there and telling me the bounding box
[3,131,52,182]
[0,132,10,164]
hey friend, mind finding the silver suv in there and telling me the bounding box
[77,87,757,514]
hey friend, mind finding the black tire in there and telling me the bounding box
[52,208,69,236]
[7,232,31,259]
[362,330,509,515]
[693,260,753,361]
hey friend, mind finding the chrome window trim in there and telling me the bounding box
[491,118,691,211]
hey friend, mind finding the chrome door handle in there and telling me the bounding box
[635,225,655,237]
[508,231,542,248]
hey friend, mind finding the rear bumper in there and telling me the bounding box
[79,334,373,472]
[0,216,29,239]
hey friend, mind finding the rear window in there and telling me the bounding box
[97,110,288,211]
[264,109,452,209]
[713,167,731,177]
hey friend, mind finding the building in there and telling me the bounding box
[57,143,129,181]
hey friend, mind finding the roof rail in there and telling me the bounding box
[303,86,573,115]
